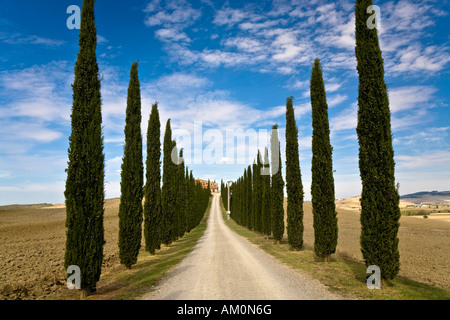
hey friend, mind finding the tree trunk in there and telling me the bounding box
[80,288,88,299]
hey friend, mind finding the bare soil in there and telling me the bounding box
[0,198,123,300]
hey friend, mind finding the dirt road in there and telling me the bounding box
[141,194,341,300]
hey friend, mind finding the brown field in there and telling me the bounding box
[0,199,124,300]
[283,197,450,290]
[1,195,449,300]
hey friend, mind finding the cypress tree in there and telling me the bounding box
[355,0,400,281]
[144,103,161,255]
[171,140,179,242]
[251,160,258,231]
[241,170,247,226]
[177,149,187,239]
[254,151,263,233]
[186,170,196,233]
[64,0,105,297]
[247,165,253,230]
[271,124,285,244]
[118,62,144,269]
[285,97,304,250]
[261,147,271,237]
[161,120,175,245]
[310,58,338,261]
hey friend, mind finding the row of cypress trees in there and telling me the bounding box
[228,79,336,257]
[225,124,285,245]
[64,0,210,297]
[226,0,401,282]
[117,66,211,268]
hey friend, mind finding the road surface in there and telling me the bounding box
[141,193,341,300]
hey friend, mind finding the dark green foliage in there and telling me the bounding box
[242,170,248,227]
[285,97,304,250]
[355,0,400,280]
[310,59,338,260]
[118,62,144,268]
[64,0,105,291]
[246,165,253,230]
[254,151,263,233]
[171,140,179,242]
[261,147,271,236]
[220,180,227,212]
[161,120,176,245]
[177,149,187,239]
[271,125,285,243]
[186,171,195,233]
[251,160,258,231]
[144,103,161,254]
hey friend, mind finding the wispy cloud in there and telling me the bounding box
[2,33,65,46]
[396,150,450,169]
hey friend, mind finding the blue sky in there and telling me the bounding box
[0,0,449,205]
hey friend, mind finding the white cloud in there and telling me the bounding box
[144,0,201,27]
[2,34,65,46]
[213,7,247,26]
[326,82,342,93]
[389,85,437,113]
[389,44,450,73]
[155,28,191,43]
[328,94,348,107]
[330,102,358,132]
[395,127,449,147]
[396,151,450,169]
[0,61,72,121]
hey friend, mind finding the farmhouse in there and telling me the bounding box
[196,178,219,193]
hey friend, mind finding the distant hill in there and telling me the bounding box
[400,191,450,204]
[0,203,54,211]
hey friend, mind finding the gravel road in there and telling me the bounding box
[141,194,341,300]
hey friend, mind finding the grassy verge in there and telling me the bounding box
[88,196,212,300]
[220,199,450,300]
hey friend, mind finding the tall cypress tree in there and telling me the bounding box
[310,59,338,261]
[186,170,196,233]
[171,140,179,242]
[161,120,175,245]
[241,170,247,227]
[261,147,271,237]
[251,160,258,231]
[285,97,304,250]
[144,103,161,255]
[355,0,400,281]
[247,165,253,230]
[177,149,187,239]
[254,151,263,233]
[271,124,285,244]
[118,62,144,269]
[64,0,105,297]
